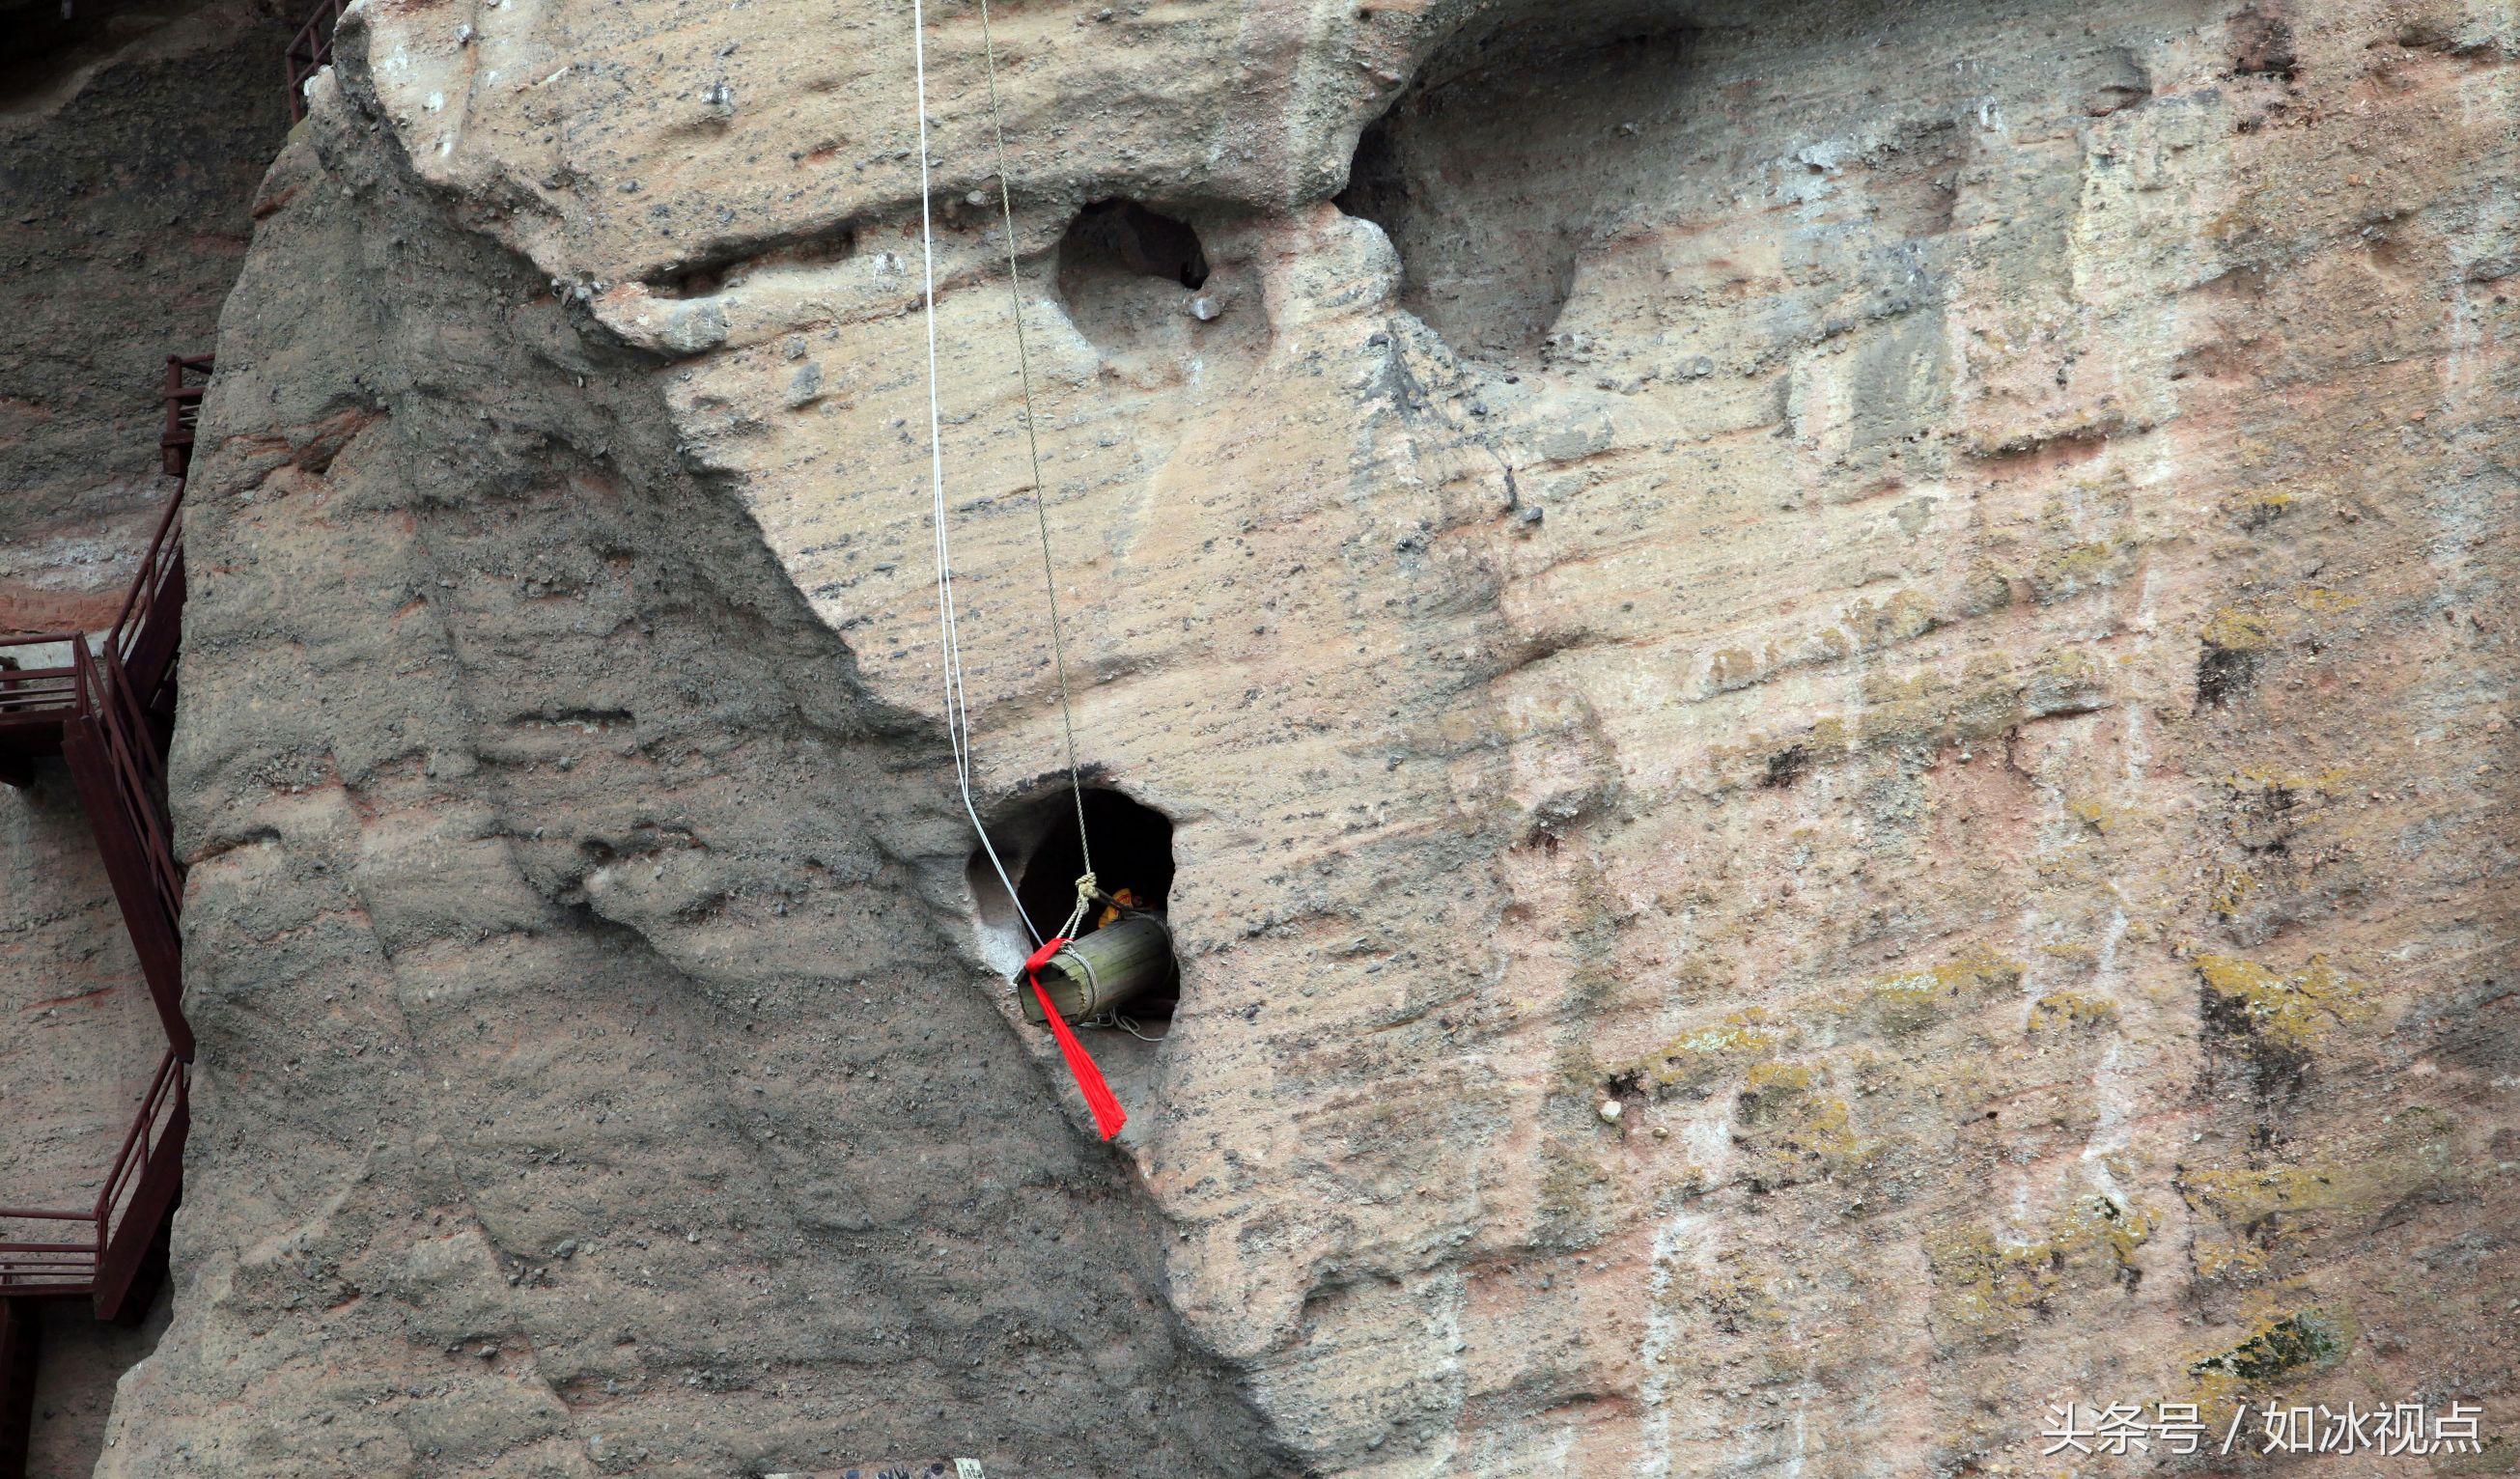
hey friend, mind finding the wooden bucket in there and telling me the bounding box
[1020,913,1175,1023]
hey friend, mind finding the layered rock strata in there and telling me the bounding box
[63,0,2520,1473]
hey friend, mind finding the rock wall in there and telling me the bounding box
[0,0,293,635]
[91,0,2520,1473]
[100,61,1276,1478]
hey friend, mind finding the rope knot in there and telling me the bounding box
[1052,871,1100,942]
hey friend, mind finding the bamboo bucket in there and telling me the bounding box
[1020,913,1175,1023]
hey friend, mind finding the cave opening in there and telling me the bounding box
[1060,200,1211,293]
[0,0,160,108]
[1053,200,1217,361]
[971,786,1180,1023]
[1332,7,1698,363]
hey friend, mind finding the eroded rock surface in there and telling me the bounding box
[95,0,2520,1473]
[100,62,1275,1477]
[0,0,292,635]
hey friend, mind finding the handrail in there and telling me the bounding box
[106,481,184,671]
[0,1055,184,1298]
[0,1215,98,1293]
[158,354,211,478]
[285,0,348,122]
[70,638,182,925]
[0,669,78,717]
[0,356,197,1311]
[94,1052,183,1228]
[0,643,80,723]
[0,1250,97,1293]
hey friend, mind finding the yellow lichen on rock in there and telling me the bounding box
[1734,1061,1882,1186]
[1839,587,1943,651]
[1835,943,2027,1039]
[2194,954,2373,1055]
[2221,487,2298,526]
[1925,1194,2156,1345]
[2180,1110,2460,1279]
[2170,1298,2357,1424]
[2181,1163,2338,1278]
[1617,1009,1798,1099]
[2027,991,2120,1039]
[2201,605,2283,654]
[2026,537,2136,605]
[2063,795,2131,834]
[2291,585,2364,615]
[2208,865,2256,918]
[2225,765,2351,798]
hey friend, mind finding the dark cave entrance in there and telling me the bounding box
[1332,7,1699,363]
[1059,200,1211,293]
[1053,200,1216,361]
[0,0,165,107]
[972,786,1180,1022]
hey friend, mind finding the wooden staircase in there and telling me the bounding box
[0,355,203,1479]
[0,1053,189,1314]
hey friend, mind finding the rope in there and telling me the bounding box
[1053,872,1096,944]
[1096,1010,1170,1044]
[909,0,1036,949]
[909,0,1129,1144]
[975,0,1098,901]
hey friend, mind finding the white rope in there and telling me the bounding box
[910,0,1039,950]
[975,0,1097,899]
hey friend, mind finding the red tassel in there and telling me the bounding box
[1024,935,1127,1141]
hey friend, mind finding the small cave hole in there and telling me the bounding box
[1054,201,1214,359]
[970,786,1180,1023]
[1062,200,1210,291]
[1332,10,1698,363]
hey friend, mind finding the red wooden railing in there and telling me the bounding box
[108,483,186,715]
[285,0,347,123]
[0,1209,95,1297]
[62,631,189,1058]
[91,1050,188,1319]
[0,353,200,1365]
[0,587,187,1058]
[0,638,79,731]
[157,354,210,481]
[0,1053,188,1318]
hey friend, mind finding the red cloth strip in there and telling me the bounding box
[1024,935,1127,1141]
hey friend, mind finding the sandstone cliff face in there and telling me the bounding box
[0,0,292,635]
[98,57,1275,1478]
[91,0,2520,1473]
